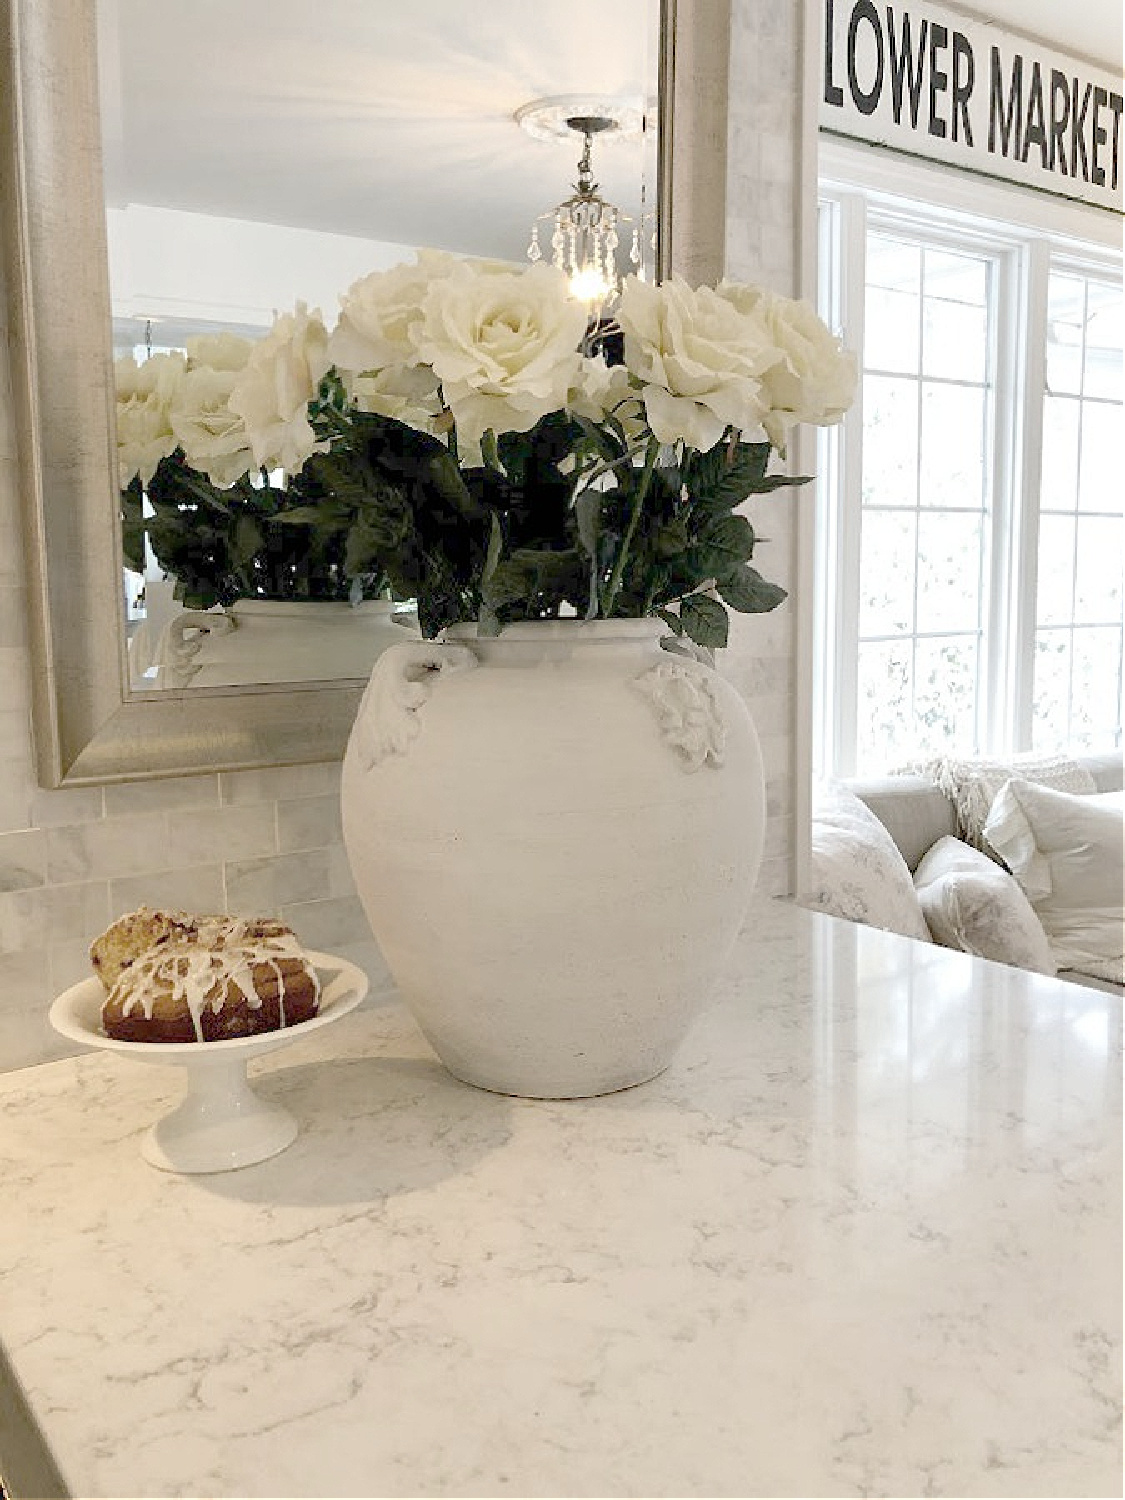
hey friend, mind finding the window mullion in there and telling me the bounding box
[982,247,1019,753]
[833,193,867,778]
[1009,241,1051,750]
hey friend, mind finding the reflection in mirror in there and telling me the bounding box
[97,0,660,692]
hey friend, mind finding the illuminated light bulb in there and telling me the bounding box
[569,265,614,304]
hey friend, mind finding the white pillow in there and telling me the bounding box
[910,753,1097,850]
[805,782,931,943]
[913,835,1056,974]
[983,781,1124,984]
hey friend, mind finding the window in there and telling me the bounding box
[815,151,1123,777]
[1032,267,1124,752]
[857,233,995,770]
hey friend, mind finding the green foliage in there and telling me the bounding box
[126,380,805,644]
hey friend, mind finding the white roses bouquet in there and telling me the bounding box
[116,252,855,642]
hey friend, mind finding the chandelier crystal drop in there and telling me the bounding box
[526,114,631,311]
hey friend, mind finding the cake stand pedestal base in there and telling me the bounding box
[142,1054,298,1174]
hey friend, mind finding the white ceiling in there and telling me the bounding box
[97,0,1122,283]
[947,0,1122,70]
[97,0,658,265]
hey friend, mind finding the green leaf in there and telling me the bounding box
[655,518,691,559]
[120,522,147,574]
[343,520,383,577]
[480,559,532,609]
[232,515,264,566]
[717,564,788,614]
[688,440,791,512]
[574,489,603,619]
[701,512,756,561]
[746,472,813,492]
[682,512,757,582]
[654,606,684,636]
[679,593,730,649]
[481,511,504,587]
[273,503,351,527]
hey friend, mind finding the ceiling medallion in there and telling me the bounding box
[514,94,646,143]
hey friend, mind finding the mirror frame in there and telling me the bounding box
[3,0,693,787]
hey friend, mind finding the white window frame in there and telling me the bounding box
[815,138,1123,777]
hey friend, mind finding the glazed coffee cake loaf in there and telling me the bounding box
[90,907,321,1043]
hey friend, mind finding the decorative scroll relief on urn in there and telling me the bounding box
[634,661,727,771]
[352,641,478,770]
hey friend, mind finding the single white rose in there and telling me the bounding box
[170,367,256,488]
[228,303,330,473]
[185,332,255,374]
[329,249,461,378]
[719,282,857,448]
[115,350,186,404]
[114,352,186,485]
[617,274,776,452]
[414,262,586,451]
[116,397,177,488]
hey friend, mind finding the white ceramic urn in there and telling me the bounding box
[341,619,766,1098]
[149,599,418,689]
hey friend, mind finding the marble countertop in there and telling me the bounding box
[2,898,1121,1499]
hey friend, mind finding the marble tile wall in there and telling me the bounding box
[708,0,804,894]
[0,0,808,1070]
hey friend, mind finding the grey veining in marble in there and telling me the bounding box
[1,898,1121,1498]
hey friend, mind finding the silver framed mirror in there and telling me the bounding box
[3,0,693,786]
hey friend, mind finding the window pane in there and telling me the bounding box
[1032,632,1072,752]
[1083,284,1123,400]
[1046,274,1085,395]
[863,375,918,506]
[1033,277,1123,757]
[856,640,913,771]
[1039,395,1080,510]
[913,637,980,757]
[919,384,986,508]
[1078,400,1122,512]
[1074,517,1123,624]
[867,235,920,294]
[865,288,919,374]
[924,249,988,305]
[859,510,916,636]
[916,512,983,634]
[1070,627,1123,747]
[1049,273,1087,324]
[1035,513,1076,626]
[922,298,988,383]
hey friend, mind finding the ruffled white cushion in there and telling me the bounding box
[913,836,1055,974]
[805,782,931,943]
[983,781,1124,984]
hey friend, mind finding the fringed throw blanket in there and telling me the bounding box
[902,753,1097,852]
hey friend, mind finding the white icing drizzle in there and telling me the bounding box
[106,927,320,1041]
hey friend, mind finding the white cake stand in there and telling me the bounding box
[50,951,368,1174]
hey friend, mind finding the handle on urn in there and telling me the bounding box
[351,640,478,770]
[153,608,237,689]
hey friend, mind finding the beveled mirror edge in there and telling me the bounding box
[6,0,685,787]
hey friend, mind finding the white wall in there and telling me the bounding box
[672,0,815,896]
[107,204,426,330]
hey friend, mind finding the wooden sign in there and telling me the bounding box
[820,0,1124,214]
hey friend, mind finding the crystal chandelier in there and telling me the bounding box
[519,106,643,310]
